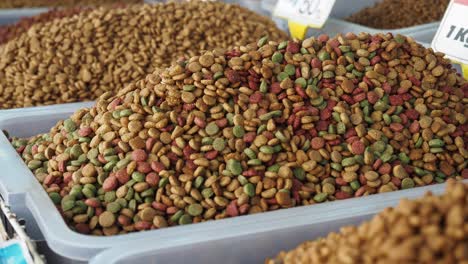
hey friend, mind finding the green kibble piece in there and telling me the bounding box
[267,164,280,172]
[125,179,136,188]
[61,200,75,211]
[202,188,214,198]
[213,72,224,80]
[352,69,363,77]
[247,159,262,165]
[107,202,121,213]
[310,96,323,106]
[49,192,61,204]
[159,177,169,188]
[331,162,343,171]
[119,109,133,117]
[435,177,445,183]
[116,198,127,208]
[243,183,255,197]
[277,72,289,81]
[339,45,351,52]
[260,145,274,154]
[257,124,267,134]
[178,214,193,225]
[275,131,287,142]
[132,172,145,182]
[398,153,410,164]
[170,210,184,223]
[141,189,154,198]
[323,71,335,79]
[382,114,391,125]
[373,141,386,153]
[206,122,219,136]
[233,126,245,138]
[103,160,117,171]
[293,167,305,180]
[244,148,257,159]
[134,192,142,203]
[257,36,268,47]
[273,145,282,153]
[202,137,214,145]
[401,178,415,189]
[125,187,134,200]
[345,64,355,71]
[380,153,392,163]
[213,138,226,151]
[278,41,288,49]
[300,47,308,54]
[237,175,248,185]
[313,193,328,203]
[414,167,427,176]
[194,176,204,189]
[82,187,95,198]
[284,64,295,76]
[430,147,444,153]
[391,115,402,123]
[272,52,284,63]
[415,137,423,148]
[428,139,445,148]
[260,80,268,93]
[63,119,76,132]
[128,199,137,211]
[183,85,196,92]
[27,160,42,170]
[187,203,203,216]
[435,171,446,178]
[337,122,346,134]
[341,157,356,167]
[227,159,242,175]
[318,50,330,61]
[350,180,360,191]
[104,191,116,203]
[295,77,307,88]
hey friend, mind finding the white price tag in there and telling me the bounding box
[273,0,336,39]
[432,0,468,65]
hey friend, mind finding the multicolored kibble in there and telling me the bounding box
[11,33,468,236]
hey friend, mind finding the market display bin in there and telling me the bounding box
[0,104,463,263]
[262,0,440,43]
[88,181,457,264]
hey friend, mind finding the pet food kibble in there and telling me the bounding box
[0,0,141,8]
[12,32,467,236]
[346,0,449,29]
[0,1,287,109]
[266,180,468,264]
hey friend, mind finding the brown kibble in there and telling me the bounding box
[275,191,292,206]
[99,211,116,228]
[393,165,408,179]
[278,166,293,179]
[81,163,96,177]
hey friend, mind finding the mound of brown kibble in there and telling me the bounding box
[0,7,90,45]
[11,32,467,236]
[0,0,141,8]
[346,0,449,29]
[266,180,468,264]
[0,1,287,109]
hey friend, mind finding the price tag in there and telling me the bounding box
[432,0,468,77]
[273,0,336,40]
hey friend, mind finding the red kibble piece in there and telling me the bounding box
[405,109,419,120]
[44,174,54,185]
[382,82,392,94]
[335,191,352,200]
[353,93,366,102]
[118,215,131,226]
[103,175,118,191]
[75,223,90,234]
[226,201,239,217]
[205,150,218,160]
[249,92,263,103]
[137,162,152,174]
[152,202,167,212]
[316,121,329,131]
[145,172,160,187]
[311,58,322,69]
[389,95,404,106]
[95,207,103,216]
[335,178,348,186]
[351,140,365,155]
[320,108,332,120]
[317,34,329,43]
[78,127,92,137]
[378,163,391,175]
[131,149,147,162]
[63,172,73,184]
[243,132,256,143]
[311,137,325,150]
[151,161,165,173]
[409,121,420,133]
[194,116,206,128]
[391,177,401,187]
[390,123,404,132]
[166,206,178,215]
[85,198,101,208]
[370,56,381,65]
[354,186,366,197]
[215,118,228,128]
[134,221,152,231]
[239,204,249,215]
[286,41,300,53]
[58,160,66,173]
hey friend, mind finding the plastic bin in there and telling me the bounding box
[0,104,464,263]
[262,0,440,43]
[88,181,460,264]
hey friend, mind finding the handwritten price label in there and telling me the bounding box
[273,0,335,39]
[432,0,468,66]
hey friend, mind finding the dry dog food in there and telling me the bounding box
[0,1,287,109]
[0,7,90,45]
[0,0,141,8]
[11,32,468,236]
[346,0,449,29]
[266,180,468,263]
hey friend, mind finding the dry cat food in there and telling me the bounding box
[11,32,468,236]
[0,7,90,45]
[346,0,449,29]
[0,0,141,8]
[266,180,468,264]
[0,1,287,109]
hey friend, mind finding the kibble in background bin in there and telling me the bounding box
[262,0,443,43]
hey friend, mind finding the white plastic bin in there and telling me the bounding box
[0,104,464,263]
[89,181,459,264]
[262,0,441,43]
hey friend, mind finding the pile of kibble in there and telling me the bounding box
[0,7,91,45]
[11,32,468,236]
[266,180,468,263]
[0,1,287,109]
[346,0,449,29]
[0,0,141,8]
